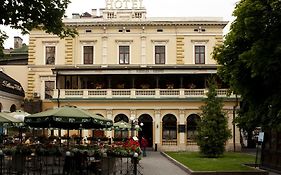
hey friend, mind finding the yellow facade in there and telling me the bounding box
[27,4,240,151]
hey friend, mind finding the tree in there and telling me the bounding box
[0,0,76,51]
[213,0,281,130]
[196,77,231,158]
[0,31,8,57]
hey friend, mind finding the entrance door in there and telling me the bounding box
[138,114,153,147]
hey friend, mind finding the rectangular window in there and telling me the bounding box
[195,45,205,64]
[119,46,130,64]
[83,46,94,64]
[45,46,55,65]
[45,81,55,99]
[155,45,165,64]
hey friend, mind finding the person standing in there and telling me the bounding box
[141,136,148,157]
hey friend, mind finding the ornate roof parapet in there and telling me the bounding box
[64,0,227,27]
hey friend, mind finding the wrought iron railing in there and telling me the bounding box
[0,154,142,175]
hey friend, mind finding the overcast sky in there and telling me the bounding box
[1,0,239,49]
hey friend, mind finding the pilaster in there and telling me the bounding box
[102,36,108,64]
[106,109,113,137]
[179,109,186,144]
[154,109,161,144]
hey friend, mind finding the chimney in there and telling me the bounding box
[92,9,97,17]
[72,13,80,19]
[14,36,23,49]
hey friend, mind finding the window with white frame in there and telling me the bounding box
[155,45,166,64]
[45,81,55,99]
[195,45,205,64]
[119,45,130,64]
[45,46,56,65]
[83,46,94,64]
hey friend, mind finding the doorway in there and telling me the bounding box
[138,114,153,147]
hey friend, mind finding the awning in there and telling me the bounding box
[0,71,25,97]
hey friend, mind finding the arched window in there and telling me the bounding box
[96,113,104,117]
[114,114,129,123]
[114,114,129,139]
[186,114,201,144]
[10,104,16,112]
[162,114,177,145]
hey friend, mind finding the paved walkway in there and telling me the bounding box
[139,151,188,175]
[138,151,280,175]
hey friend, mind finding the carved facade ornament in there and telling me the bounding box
[154,109,161,115]
[130,109,136,116]
[106,109,113,116]
[179,109,185,115]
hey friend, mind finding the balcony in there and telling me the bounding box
[52,89,236,100]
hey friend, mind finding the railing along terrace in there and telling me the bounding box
[52,89,234,99]
[0,153,141,175]
[162,139,178,146]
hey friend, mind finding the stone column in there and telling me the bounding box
[154,109,161,145]
[179,109,186,146]
[130,109,137,137]
[106,109,113,138]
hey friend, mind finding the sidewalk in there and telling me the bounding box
[139,151,189,175]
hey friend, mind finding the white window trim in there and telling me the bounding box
[117,41,132,64]
[152,41,168,64]
[193,44,207,64]
[43,42,58,65]
[191,40,208,64]
[40,76,56,100]
[81,41,95,64]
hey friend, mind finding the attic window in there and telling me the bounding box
[86,29,92,33]
[135,12,142,18]
[107,12,115,19]
[194,27,206,33]
[157,29,163,32]
[119,29,131,33]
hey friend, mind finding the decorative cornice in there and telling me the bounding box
[64,20,228,28]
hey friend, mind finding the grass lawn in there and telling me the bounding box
[166,152,257,172]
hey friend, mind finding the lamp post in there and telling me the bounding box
[130,117,143,138]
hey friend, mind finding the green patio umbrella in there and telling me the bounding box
[113,120,142,131]
[9,110,30,122]
[24,106,113,129]
[0,112,22,126]
[0,112,24,142]
[113,120,131,130]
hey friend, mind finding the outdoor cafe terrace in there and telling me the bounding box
[0,106,143,175]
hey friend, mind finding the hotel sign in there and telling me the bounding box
[106,0,144,9]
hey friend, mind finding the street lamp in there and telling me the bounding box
[130,117,143,137]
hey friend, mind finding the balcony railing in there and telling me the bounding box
[51,89,235,100]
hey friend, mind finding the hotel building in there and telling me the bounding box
[27,0,240,151]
